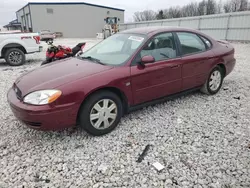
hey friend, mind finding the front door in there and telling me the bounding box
[130,32,182,105]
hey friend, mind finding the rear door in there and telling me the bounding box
[130,32,182,105]
[175,31,215,90]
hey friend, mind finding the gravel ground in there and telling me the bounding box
[0,39,249,188]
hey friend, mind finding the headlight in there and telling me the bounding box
[23,89,62,105]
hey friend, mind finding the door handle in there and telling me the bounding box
[170,65,180,69]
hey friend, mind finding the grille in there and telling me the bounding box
[13,84,22,100]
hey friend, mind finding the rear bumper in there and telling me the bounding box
[7,87,79,131]
[225,58,236,76]
[39,46,43,52]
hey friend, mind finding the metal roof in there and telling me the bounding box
[3,19,21,28]
[16,2,125,13]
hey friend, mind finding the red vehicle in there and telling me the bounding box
[7,26,236,136]
[41,41,86,65]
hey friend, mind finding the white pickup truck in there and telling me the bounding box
[0,32,43,66]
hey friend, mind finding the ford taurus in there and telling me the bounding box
[7,26,236,136]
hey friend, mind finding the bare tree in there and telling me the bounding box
[223,0,247,12]
[224,0,232,12]
[239,0,248,11]
[216,0,223,13]
[164,6,182,18]
[206,0,217,14]
[198,0,206,15]
[231,0,241,11]
[156,10,165,20]
[133,10,156,22]
[133,0,249,22]
[182,2,199,17]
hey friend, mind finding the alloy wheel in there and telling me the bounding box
[8,51,22,65]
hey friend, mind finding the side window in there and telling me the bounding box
[176,32,206,56]
[138,32,177,62]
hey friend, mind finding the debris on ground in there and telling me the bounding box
[233,96,240,100]
[136,144,151,163]
[152,162,165,172]
[171,177,178,185]
[98,164,108,174]
[247,143,250,149]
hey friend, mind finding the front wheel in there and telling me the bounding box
[78,91,123,136]
[200,66,224,95]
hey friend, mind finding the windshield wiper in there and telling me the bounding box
[81,56,105,65]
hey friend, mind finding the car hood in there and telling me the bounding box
[15,57,113,96]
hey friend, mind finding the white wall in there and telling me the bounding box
[120,11,250,41]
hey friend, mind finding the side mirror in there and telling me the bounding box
[141,55,155,64]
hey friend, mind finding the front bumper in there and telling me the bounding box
[7,87,79,131]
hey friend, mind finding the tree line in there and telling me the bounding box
[133,0,250,22]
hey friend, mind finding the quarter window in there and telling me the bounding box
[176,32,206,55]
[200,35,212,48]
[137,32,177,62]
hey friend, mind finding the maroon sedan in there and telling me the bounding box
[7,26,236,136]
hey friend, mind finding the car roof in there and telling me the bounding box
[120,26,203,35]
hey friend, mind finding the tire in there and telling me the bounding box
[79,90,123,136]
[41,60,50,66]
[4,48,26,66]
[47,39,53,43]
[103,31,106,39]
[103,30,110,39]
[200,65,224,95]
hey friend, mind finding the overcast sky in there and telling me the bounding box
[0,0,197,27]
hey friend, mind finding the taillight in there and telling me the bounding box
[33,36,40,44]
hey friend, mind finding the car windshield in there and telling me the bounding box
[80,33,147,66]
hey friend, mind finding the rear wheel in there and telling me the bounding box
[78,91,123,136]
[4,48,25,66]
[103,30,111,39]
[201,66,224,95]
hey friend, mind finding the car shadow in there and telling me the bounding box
[47,91,204,137]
